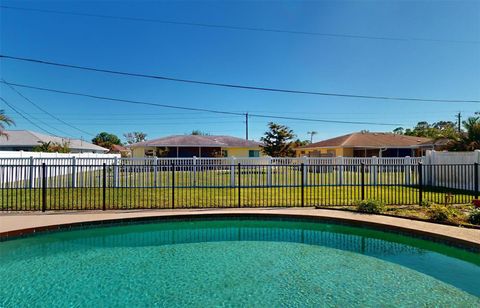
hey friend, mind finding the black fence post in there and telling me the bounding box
[301,163,305,207]
[102,163,106,211]
[237,163,241,208]
[418,162,423,206]
[361,163,365,200]
[171,161,175,209]
[475,162,479,199]
[42,163,47,212]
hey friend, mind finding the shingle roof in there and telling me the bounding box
[0,130,108,152]
[297,132,433,149]
[110,144,129,152]
[130,135,262,148]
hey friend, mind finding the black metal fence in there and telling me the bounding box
[0,163,478,211]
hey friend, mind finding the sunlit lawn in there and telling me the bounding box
[1,184,474,211]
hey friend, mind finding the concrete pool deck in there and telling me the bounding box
[1,208,479,250]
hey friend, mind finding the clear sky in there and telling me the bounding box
[0,0,479,143]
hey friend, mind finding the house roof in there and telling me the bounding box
[0,130,108,152]
[110,144,129,152]
[130,135,262,148]
[296,132,433,149]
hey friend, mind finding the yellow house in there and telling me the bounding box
[129,135,263,158]
[295,132,433,157]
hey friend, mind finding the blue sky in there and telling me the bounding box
[0,0,479,143]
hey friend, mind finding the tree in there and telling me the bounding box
[395,120,459,140]
[33,141,71,153]
[393,127,404,135]
[92,132,122,150]
[307,131,317,143]
[191,130,208,136]
[292,139,310,148]
[0,110,14,137]
[50,141,71,153]
[34,141,53,152]
[123,132,147,145]
[392,113,480,151]
[448,116,480,150]
[260,122,296,157]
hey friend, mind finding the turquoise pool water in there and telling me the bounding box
[0,218,479,307]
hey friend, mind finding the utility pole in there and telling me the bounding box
[457,112,462,133]
[245,112,249,140]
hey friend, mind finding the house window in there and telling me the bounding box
[249,150,260,157]
[144,149,154,157]
[222,150,228,157]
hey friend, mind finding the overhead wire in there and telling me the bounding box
[1,5,478,44]
[0,96,60,136]
[1,55,479,103]
[2,79,94,136]
[0,81,405,126]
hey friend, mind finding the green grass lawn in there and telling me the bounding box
[1,185,474,211]
[1,167,475,211]
[28,168,419,188]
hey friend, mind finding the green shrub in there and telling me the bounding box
[420,200,433,208]
[428,204,458,223]
[355,200,385,214]
[468,208,480,225]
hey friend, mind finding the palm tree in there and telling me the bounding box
[462,116,480,150]
[0,110,14,137]
[447,116,480,151]
[307,131,318,143]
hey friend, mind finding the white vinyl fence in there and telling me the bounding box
[3,150,478,191]
[0,152,423,188]
[0,151,120,188]
[423,150,480,191]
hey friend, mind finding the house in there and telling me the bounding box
[295,132,433,157]
[109,144,131,157]
[129,135,263,158]
[0,130,108,153]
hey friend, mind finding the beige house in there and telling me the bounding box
[130,135,263,158]
[295,132,433,157]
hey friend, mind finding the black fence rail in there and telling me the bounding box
[0,163,478,211]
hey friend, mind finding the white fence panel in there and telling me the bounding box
[423,150,479,190]
[0,151,120,187]
[1,152,476,191]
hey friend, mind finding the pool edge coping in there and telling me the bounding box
[1,208,479,251]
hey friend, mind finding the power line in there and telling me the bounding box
[0,81,243,116]
[0,81,404,126]
[248,113,399,125]
[0,89,75,137]
[2,80,94,136]
[1,5,478,44]
[1,55,478,103]
[0,96,58,136]
[3,100,73,136]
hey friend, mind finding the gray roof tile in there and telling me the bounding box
[0,130,108,152]
[130,135,262,148]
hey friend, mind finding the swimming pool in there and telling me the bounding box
[1,218,479,306]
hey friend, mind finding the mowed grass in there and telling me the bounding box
[21,167,419,188]
[0,167,475,211]
[1,185,474,211]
